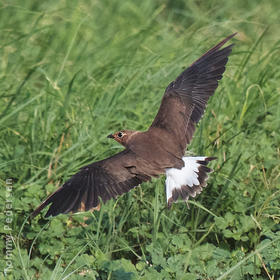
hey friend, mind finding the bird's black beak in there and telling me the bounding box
[107,134,114,139]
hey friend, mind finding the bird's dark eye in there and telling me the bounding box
[118,132,123,138]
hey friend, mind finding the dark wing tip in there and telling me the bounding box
[31,183,101,219]
[170,33,236,94]
[31,199,51,219]
[190,32,237,67]
[30,186,75,219]
[178,34,235,124]
[30,187,65,219]
[31,171,103,219]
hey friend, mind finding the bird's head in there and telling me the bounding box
[107,130,137,147]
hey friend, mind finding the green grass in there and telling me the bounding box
[1,0,280,279]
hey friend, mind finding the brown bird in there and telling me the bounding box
[32,33,236,218]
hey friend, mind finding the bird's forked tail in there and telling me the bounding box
[165,156,216,207]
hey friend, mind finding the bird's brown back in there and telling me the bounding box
[126,129,185,172]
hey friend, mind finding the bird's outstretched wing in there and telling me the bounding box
[150,33,236,155]
[31,149,152,218]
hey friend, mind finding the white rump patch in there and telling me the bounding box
[165,156,207,203]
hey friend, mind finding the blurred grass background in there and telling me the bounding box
[0,0,279,279]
